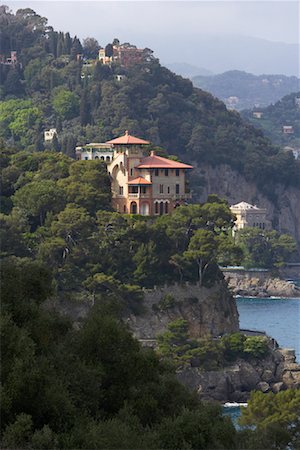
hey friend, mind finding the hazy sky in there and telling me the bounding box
[6,1,300,75]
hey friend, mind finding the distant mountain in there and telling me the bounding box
[155,35,299,77]
[164,62,213,79]
[241,92,300,148]
[192,71,300,110]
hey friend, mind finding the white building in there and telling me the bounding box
[44,128,57,142]
[230,201,270,233]
[76,143,114,162]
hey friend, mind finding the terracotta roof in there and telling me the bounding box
[127,176,152,185]
[106,130,150,145]
[136,152,193,169]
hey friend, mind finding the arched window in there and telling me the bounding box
[101,156,105,161]
[130,202,137,214]
[155,202,159,214]
[165,202,169,214]
[123,205,127,213]
[160,201,164,215]
[106,156,111,162]
[95,156,99,159]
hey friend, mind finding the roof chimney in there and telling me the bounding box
[125,130,129,135]
[150,150,155,156]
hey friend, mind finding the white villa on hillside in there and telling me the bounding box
[230,201,270,232]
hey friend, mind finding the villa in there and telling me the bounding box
[76,131,193,215]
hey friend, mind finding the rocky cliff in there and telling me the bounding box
[127,281,239,340]
[177,345,300,402]
[192,163,300,250]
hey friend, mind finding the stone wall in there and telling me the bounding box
[127,280,239,340]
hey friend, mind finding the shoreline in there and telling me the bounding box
[235,294,300,300]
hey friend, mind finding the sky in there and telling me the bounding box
[6,1,300,75]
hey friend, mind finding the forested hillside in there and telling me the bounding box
[0,6,299,201]
[241,92,300,148]
[192,70,300,110]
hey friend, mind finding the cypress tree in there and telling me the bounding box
[80,89,90,126]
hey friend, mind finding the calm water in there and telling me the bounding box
[237,295,300,362]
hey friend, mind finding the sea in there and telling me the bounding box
[224,280,300,425]
[237,281,300,362]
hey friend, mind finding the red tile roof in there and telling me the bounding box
[136,152,193,169]
[127,176,152,185]
[106,130,150,145]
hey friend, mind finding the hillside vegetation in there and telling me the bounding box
[0,7,299,201]
[241,91,300,148]
[192,70,300,110]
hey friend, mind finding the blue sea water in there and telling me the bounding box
[237,295,300,362]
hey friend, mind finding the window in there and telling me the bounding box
[176,184,180,194]
[155,202,159,214]
[130,168,134,176]
[165,169,169,176]
[85,157,88,160]
[95,156,99,159]
[154,169,159,176]
[123,205,127,213]
[129,186,138,194]
[176,169,180,176]
[119,186,124,195]
[141,186,147,194]
[165,202,169,214]
[159,184,164,194]
[167,186,170,194]
[160,202,164,215]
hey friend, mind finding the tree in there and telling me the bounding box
[13,179,65,226]
[105,43,113,57]
[79,88,90,126]
[238,390,300,449]
[183,229,217,285]
[52,88,79,120]
[82,37,100,59]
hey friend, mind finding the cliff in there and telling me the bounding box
[193,163,300,250]
[127,281,239,340]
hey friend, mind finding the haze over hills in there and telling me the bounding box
[156,35,299,77]
[192,71,300,111]
[164,63,214,79]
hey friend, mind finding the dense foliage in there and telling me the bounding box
[237,227,297,269]
[237,390,300,449]
[242,91,300,148]
[1,7,299,200]
[1,145,244,293]
[158,320,269,369]
[1,257,238,449]
[192,70,300,110]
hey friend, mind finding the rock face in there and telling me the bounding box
[127,281,239,340]
[224,272,300,298]
[193,163,300,250]
[177,345,300,402]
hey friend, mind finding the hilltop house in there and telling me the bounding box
[230,201,270,233]
[99,42,146,67]
[76,131,193,215]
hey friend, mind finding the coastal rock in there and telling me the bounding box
[177,346,300,402]
[224,271,300,298]
[257,381,270,393]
